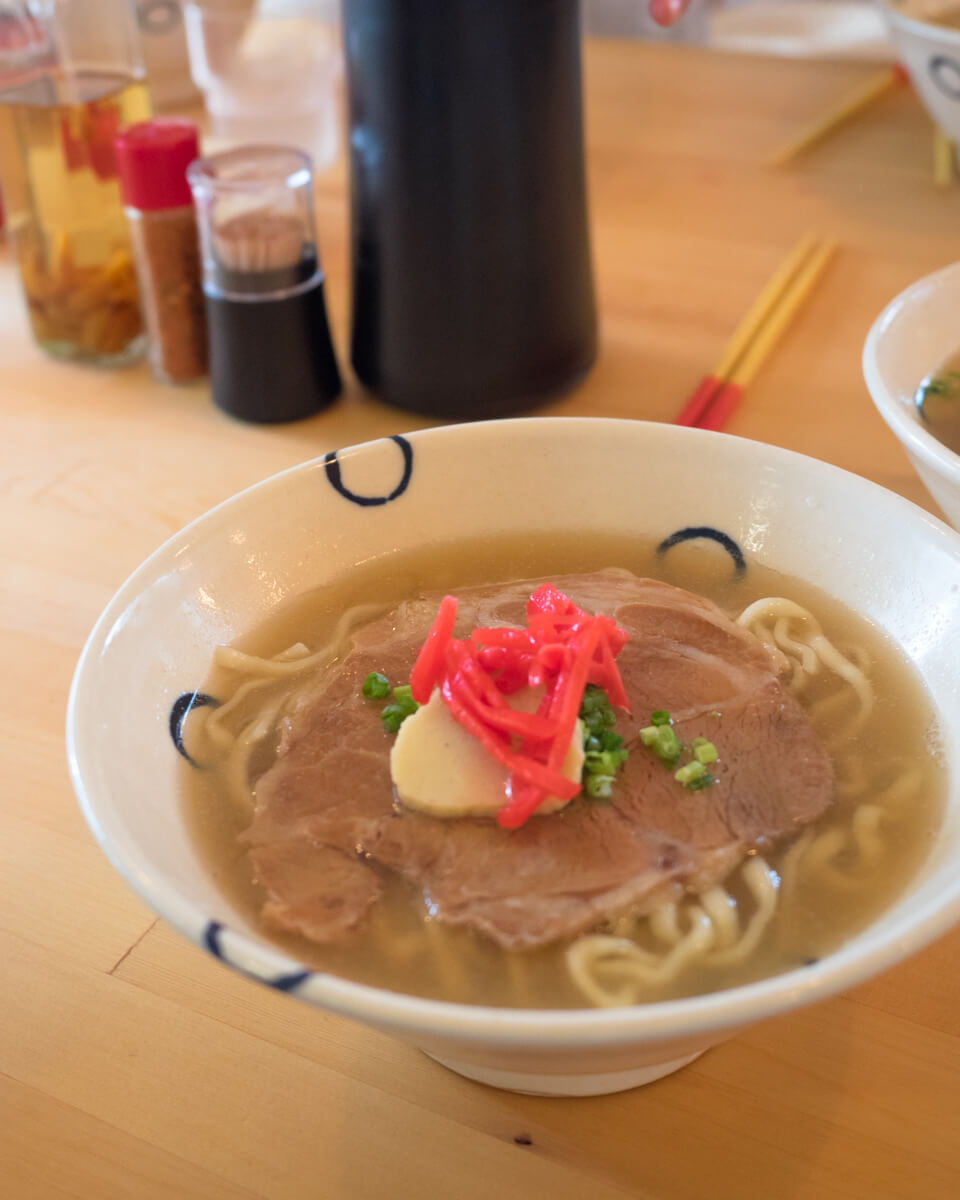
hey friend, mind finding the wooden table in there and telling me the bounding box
[3,41,959,1200]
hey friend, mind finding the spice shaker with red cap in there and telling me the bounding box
[115,118,208,384]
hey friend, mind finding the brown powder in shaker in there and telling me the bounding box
[133,206,207,382]
[115,119,208,384]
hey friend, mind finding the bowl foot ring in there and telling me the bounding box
[422,1048,704,1096]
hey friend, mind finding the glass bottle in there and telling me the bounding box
[0,0,150,365]
[343,0,597,419]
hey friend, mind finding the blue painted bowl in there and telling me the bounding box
[67,417,960,1095]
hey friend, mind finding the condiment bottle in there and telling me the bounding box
[187,145,341,423]
[343,0,596,418]
[115,119,207,384]
[0,0,149,365]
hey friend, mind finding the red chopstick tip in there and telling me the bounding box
[697,381,744,432]
[675,375,722,427]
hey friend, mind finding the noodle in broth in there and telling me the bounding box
[181,532,944,1009]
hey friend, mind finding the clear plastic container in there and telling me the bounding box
[182,0,341,168]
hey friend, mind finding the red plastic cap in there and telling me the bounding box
[115,119,200,212]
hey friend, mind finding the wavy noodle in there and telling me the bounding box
[187,604,389,765]
[566,907,716,1008]
[773,768,922,906]
[874,763,925,811]
[703,858,779,968]
[777,829,815,906]
[784,806,889,894]
[648,903,684,946]
[212,602,387,679]
[851,804,885,866]
[834,753,870,800]
[202,667,293,754]
[736,597,874,739]
[699,886,739,950]
[189,587,929,1010]
[566,857,780,1006]
[221,695,286,817]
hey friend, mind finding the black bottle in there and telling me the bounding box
[344,0,596,419]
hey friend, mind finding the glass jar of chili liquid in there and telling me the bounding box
[0,0,149,365]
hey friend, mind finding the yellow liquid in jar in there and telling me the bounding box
[0,70,151,363]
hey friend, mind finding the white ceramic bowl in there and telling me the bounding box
[67,418,960,1097]
[881,2,960,140]
[863,260,960,531]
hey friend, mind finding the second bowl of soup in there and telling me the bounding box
[864,259,960,530]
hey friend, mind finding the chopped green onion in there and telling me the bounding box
[580,685,607,714]
[362,671,391,700]
[640,709,721,785]
[655,724,680,760]
[584,730,624,754]
[578,687,628,798]
[674,761,706,785]
[922,374,960,398]
[582,708,616,734]
[585,774,615,799]
[585,749,628,775]
[373,680,420,734]
[391,685,419,718]
[380,704,406,734]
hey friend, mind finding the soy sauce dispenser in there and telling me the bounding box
[344,0,597,418]
[187,145,341,424]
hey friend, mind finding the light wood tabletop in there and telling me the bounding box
[3,39,960,1200]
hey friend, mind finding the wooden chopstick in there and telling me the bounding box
[693,241,837,432]
[934,126,956,186]
[675,232,822,429]
[769,65,907,168]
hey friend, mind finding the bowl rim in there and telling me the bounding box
[880,0,960,44]
[67,416,960,1047]
[863,259,960,480]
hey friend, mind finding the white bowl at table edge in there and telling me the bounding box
[863,260,960,531]
[66,417,960,1095]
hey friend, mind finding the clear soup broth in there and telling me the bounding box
[182,532,944,1009]
[916,353,960,456]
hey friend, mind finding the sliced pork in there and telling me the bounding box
[244,571,834,950]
